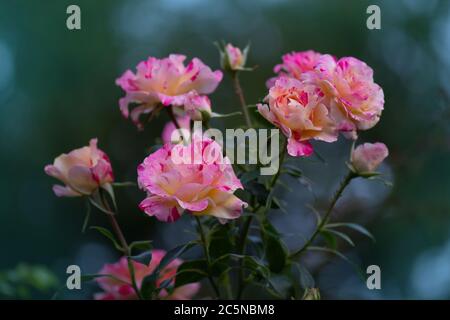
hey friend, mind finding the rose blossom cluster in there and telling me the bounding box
[258,50,384,157]
[95,250,200,300]
[44,46,389,301]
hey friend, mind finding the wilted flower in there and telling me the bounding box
[95,250,200,300]
[116,54,222,128]
[351,142,389,173]
[137,136,247,222]
[44,138,114,197]
[313,55,384,132]
[258,77,338,157]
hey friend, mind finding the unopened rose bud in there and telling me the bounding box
[44,138,114,197]
[218,43,249,72]
[351,142,388,174]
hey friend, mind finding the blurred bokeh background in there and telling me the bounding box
[1,0,450,299]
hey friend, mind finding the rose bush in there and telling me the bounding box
[46,43,389,300]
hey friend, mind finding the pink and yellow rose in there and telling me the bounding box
[116,54,222,128]
[137,137,247,222]
[95,250,200,300]
[44,138,114,197]
[313,55,384,131]
[258,77,338,157]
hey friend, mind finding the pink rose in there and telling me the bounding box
[313,55,384,132]
[267,50,323,87]
[351,142,389,173]
[137,137,247,222]
[116,54,222,128]
[94,250,200,300]
[44,138,114,197]
[258,77,338,157]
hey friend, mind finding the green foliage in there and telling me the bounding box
[208,223,234,260]
[140,273,159,300]
[155,241,198,275]
[0,264,58,299]
[325,222,375,242]
[130,251,152,266]
[90,226,123,252]
[129,240,153,252]
[175,260,208,288]
[260,218,289,273]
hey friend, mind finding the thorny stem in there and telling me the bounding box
[290,170,356,259]
[236,138,287,299]
[99,192,143,300]
[232,72,252,128]
[195,216,221,299]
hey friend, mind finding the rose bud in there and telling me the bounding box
[350,142,389,174]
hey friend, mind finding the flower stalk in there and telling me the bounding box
[290,170,357,259]
[236,137,287,299]
[195,216,221,299]
[98,191,143,300]
[232,72,252,128]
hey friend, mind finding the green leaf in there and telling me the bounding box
[208,224,233,260]
[140,273,158,299]
[235,254,271,280]
[319,230,337,250]
[307,246,364,279]
[90,226,123,252]
[88,195,114,215]
[306,204,322,226]
[210,111,242,118]
[175,260,208,288]
[260,219,288,273]
[323,229,355,247]
[212,254,270,280]
[244,180,269,205]
[282,166,303,178]
[82,200,91,233]
[271,197,281,210]
[101,184,117,211]
[291,263,315,290]
[129,240,153,252]
[325,222,375,242]
[130,251,152,266]
[154,241,198,275]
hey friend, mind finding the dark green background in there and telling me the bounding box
[1,0,449,299]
